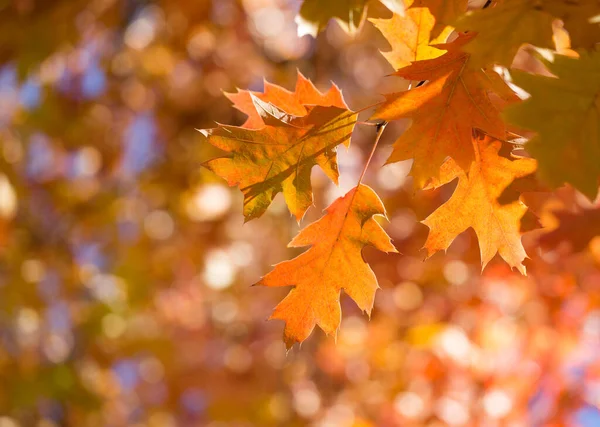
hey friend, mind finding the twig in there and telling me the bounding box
[354,100,385,114]
[357,121,388,185]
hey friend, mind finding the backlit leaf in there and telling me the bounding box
[539,209,600,252]
[411,0,468,37]
[506,50,600,200]
[295,0,406,37]
[225,72,347,129]
[370,7,453,70]
[423,137,537,274]
[256,184,397,348]
[543,0,600,48]
[454,0,555,67]
[202,93,357,222]
[372,34,518,189]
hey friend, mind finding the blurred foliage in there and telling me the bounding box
[1,0,600,426]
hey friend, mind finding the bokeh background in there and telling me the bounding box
[1,0,600,426]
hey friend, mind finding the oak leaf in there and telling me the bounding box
[505,50,600,200]
[454,0,555,67]
[370,7,453,70]
[411,0,468,37]
[498,171,551,205]
[202,78,357,222]
[256,184,397,348]
[296,0,405,38]
[423,137,537,274]
[543,0,600,48]
[225,72,347,129]
[372,34,517,189]
[539,209,600,252]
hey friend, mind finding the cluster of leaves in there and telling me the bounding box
[0,0,314,423]
[202,0,600,348]
[2,0,600,424]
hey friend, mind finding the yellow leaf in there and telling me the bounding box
[423,137,537,274]
[411,0,468,37]
[370,7,452,70]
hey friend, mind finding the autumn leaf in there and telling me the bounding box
[225,72,348,129]
[379,0,407,15]
[552,20,578,56]
[202,92,357,222]
[370,7,453,70]
[295,0,405,37]
[411,0,468,37]
[372,34,518,189]
[454,0,555,67]
[543,0,600,48]
[296,0,367,37]
[539,209,600,252]
[256,184,397,348]
[505,50,600,200]
[422,137,537,274]
[496,170,549,233]
[294,0,466,39]
[498,172,551,205]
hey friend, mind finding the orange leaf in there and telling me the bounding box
[372,34,518,189]
[423,137,537,274]
[257,184,397,349]
[202,93,357,222]
[225,71,348,129]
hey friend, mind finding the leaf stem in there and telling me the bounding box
[357,121,388,185]
[471,134,482,163]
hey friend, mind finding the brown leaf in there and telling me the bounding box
[540,209,600,252]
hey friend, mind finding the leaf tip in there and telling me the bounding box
[195,128,209,138]
[294,208,308,224]
[283,333,299,351]
[294,13,318,39]
[515,263,527,276]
